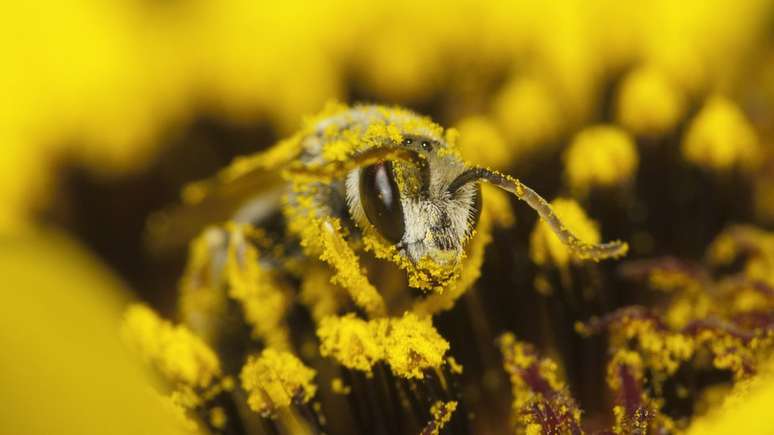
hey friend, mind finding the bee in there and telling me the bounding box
[150,103,627,326]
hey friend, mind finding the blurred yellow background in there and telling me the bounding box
[1,1,773,433]
[3,0,772,232]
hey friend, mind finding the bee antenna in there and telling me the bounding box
[287,147,430,190]
[447,167,628,261]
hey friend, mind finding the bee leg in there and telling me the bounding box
[180,222,294,351]
[313,217,387,318]
[299,262,349,322]
[287,193,387,318]
[222,222,292,350]
[178,226,231,345]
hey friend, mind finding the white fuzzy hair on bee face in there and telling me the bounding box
[345,148,481,266]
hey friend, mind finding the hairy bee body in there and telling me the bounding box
[277,105,481,267]
[159,103,627,327]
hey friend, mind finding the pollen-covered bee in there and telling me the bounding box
[149,103,627,334]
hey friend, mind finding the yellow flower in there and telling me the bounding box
[498,333,583,434]
[682,96,762,173]
[240,348,317,417]
[318,314,384,374]
[299,263,348,322]
[421,401,458,435]
[616,66,686,136]
[317,312,450,379]
[331,377,352,395]
[491,76,562,158]
[122,304,221,389]
[0,231,191,435]
[687,367,774,435]
[377,313,450,380]
[455,115,511,169]
[563,125,638,195]
[5,2,774,432]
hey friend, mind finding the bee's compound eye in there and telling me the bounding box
[359,162,405,244]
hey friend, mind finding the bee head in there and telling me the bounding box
[346,135,483,267]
